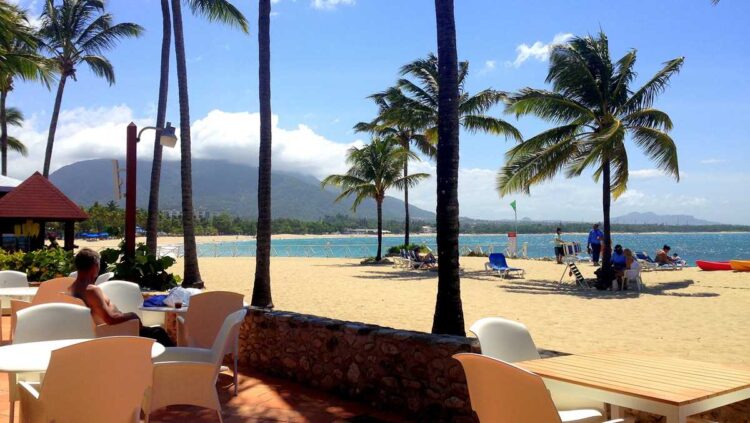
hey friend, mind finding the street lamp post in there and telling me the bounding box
[125,121,178,260]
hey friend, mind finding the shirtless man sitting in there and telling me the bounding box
[655,245,675,265]
[68,248,174,346]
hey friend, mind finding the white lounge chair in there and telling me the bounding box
[176,291,245,395]
[19,337,153,423]
[10,303,96,423]
[146,309,247,423]
[454,353,623,423]
[469,317,604,414]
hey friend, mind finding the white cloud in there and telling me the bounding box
[7,105,363,181]
[311,0,354,10]
[630,168,663,179]
[508,33,574,68]
[700,158,726,164]
[479,60,496,74]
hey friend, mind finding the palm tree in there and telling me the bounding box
[497,32,683,279]
[252,0,273,308]
[430,0,465,337]
[0,2,51,176]
[170,0,247,287]
[146,0,172,257]
[322,137,428,261]
[381,54,522,145]
[38,0,143,178]
[354,89,434,246]
[2,107,29,156]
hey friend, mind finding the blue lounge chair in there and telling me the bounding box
[485,253,525,279]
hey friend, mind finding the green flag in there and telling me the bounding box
[510,200,517,212]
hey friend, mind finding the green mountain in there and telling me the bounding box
[49,159,435,221]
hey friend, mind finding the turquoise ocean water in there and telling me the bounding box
[195,232,750,263]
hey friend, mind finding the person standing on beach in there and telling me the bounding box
[587,223,604,265]
[553,227,565,264]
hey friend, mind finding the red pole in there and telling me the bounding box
[125,122,137,260]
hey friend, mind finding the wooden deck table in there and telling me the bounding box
[517,352,750,422]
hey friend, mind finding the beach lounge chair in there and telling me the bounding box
[392,249,413,269]
[636,252,683,271]
[485,253,525,279]
[454,353,620,423]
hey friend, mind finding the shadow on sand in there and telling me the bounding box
[499,279,719,299]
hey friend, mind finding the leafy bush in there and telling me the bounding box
[0,248,75,282]
[100,242,181,291]
[386,244,430,256]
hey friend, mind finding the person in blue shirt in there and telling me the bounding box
[612,244,628,290]
[587,223,604,265]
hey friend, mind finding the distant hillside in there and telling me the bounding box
[49,159,435,221]
[612,212,719,226]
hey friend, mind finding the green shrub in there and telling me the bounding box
[100,242,181,291]
[0,248,74,282]
[386,243,430,256]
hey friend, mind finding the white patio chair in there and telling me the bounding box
[177,291,244,394]
[0,270,29,341]
[99,280,164,327]
[18,337,153,423]
[469,317,604,414]
[624,264,644,292]
[146,309,247,423]
[95,271,115,285]
[454,353,623,423]
[10,303,96,423]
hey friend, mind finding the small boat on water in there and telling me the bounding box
[729,260,750,272]
[696,260,732,271]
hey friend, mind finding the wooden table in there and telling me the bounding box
[517,353,750,422]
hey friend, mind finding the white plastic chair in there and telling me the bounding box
[98,280,164,327]
[469,317,604,414]
[454,353,622,423]
[18,337,154,423]
[95,271,115,285]
[10,303,96,423]
[624,262,643,292]
[146,309,247,423]
[0,270,29,341]
[9,293,85,342]
[177,291,244,394]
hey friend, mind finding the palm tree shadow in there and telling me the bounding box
[500,279,719,298]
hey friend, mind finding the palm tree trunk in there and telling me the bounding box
[171,0,202,288]
[376,198,383,261]
[0,89,7,176]
[43,75,68,178]
[431,0,465,336]
[601,159,612,271]
[251,0,274,308]
[403,160,410,246]
[146,0,172,257]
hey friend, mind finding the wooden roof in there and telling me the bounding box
[0,172,88,221]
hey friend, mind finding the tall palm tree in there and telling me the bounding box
[431,0,465,336]
[146,0,172,257]
[38,0,143,178]
[354,89,434,246]
[381,54,522,145]
[322,137,428,261]
[170,0,247,287]
[498,32,683,278]
[0,2,51,176]
[252,0,273,308]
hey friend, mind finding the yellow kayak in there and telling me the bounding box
[729,260,750,272]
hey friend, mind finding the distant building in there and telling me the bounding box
[342,228,390,235]
[420,225,435,233]
[163,209,211,219]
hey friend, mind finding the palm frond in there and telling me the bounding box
[631,126,680,181]
[187,0,249,33]
[77,21,144,56]
[5,107,24,126]
[81,54,114,84]
[459,89,506,115]
[506,88,595,124]
[6,136,28,156]
[623,57,684,113]
[497,140,580,196]
[462,115,523,142]
[623,108,673,131]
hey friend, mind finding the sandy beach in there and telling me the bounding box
[156,254,750,368]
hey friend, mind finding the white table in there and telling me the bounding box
[0,339,166,373]
[0,287,38,298]
[139,305,188,314]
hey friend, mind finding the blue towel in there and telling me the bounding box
[143,295,167,307]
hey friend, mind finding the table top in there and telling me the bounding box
[517,353,750,406]
[0,287,38,297]
[0,338,166,372]
[139,305,188,313]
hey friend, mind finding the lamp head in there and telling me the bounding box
[159,122,178,148]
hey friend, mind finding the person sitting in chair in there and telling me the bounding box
[68,248,174,346]
[412,246,437,269]
[612,244,627,290]
[655,245,675,265]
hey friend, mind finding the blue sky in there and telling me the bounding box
[7,0,750,224]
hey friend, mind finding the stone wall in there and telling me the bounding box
[238,308,479,421]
